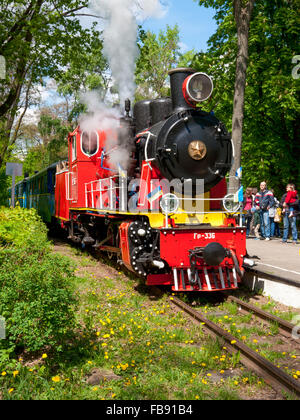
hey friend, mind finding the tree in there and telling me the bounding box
[13,104,72,176]
[135,25,194,100]
[0,0,105,170]
[196,0,255,192]
[194,0,299,195]
[230,0,255,192]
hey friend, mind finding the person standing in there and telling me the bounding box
[243,187,253,237]
[252,207,261,240]
[249,187,258,235]
[280,184,298,244]
[273,206,282,237]
[269,189,280,238]
[254,181,275,241]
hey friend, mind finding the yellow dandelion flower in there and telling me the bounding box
[52,375,60,383]
[1,371,6,376]
[42,354,48,359]
[8,388,14,394]
[13,370,19,378]
[231,340,237,344]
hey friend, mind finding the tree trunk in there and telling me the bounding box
[228,0,255,193]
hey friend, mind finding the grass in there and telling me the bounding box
[0,243,266,401]
[193,296,300,386]
[1,242,299,400]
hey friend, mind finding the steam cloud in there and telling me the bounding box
[79,1,167,171]
[90,0,166,104]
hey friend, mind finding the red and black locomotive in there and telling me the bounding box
[14,68,247,292]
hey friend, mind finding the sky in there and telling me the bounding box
[32,0,217,111]
[142,0,217,53]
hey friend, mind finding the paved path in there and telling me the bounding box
[246,237,300,285]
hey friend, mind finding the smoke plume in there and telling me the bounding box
[89,0,166,104]
[79,1,166,171]
[79,91,130,169]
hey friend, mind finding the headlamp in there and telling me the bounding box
[183,72,214,106]
[160,193,180,215]
[223,194,240,213]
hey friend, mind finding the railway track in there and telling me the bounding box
[227,295,299,342]
[170,296,300,399]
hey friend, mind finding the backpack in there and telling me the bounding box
[274,207,282,223]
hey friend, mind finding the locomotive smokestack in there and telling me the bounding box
[125,98,131,117]
[168,68,196,112]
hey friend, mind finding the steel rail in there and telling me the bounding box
[170,296,300,399]
[227,295,298,338]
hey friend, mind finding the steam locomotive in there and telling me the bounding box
[11,68,246,292]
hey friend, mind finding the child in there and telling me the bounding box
[284,184,297,218]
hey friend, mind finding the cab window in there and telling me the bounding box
[72,136,77,161]
[81,131,98,157]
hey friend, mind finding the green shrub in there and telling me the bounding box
[0,206,49,253]
[0,167,10,207]
[0,207,78,355]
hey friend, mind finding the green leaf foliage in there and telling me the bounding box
[0,167,10,206]
[0,207,78,355]
[194,0,300,195]
[135,25,195,100]
[0,1,106,169]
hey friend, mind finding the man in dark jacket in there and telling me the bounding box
[254,181,275,240]
[280,185,298,244]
